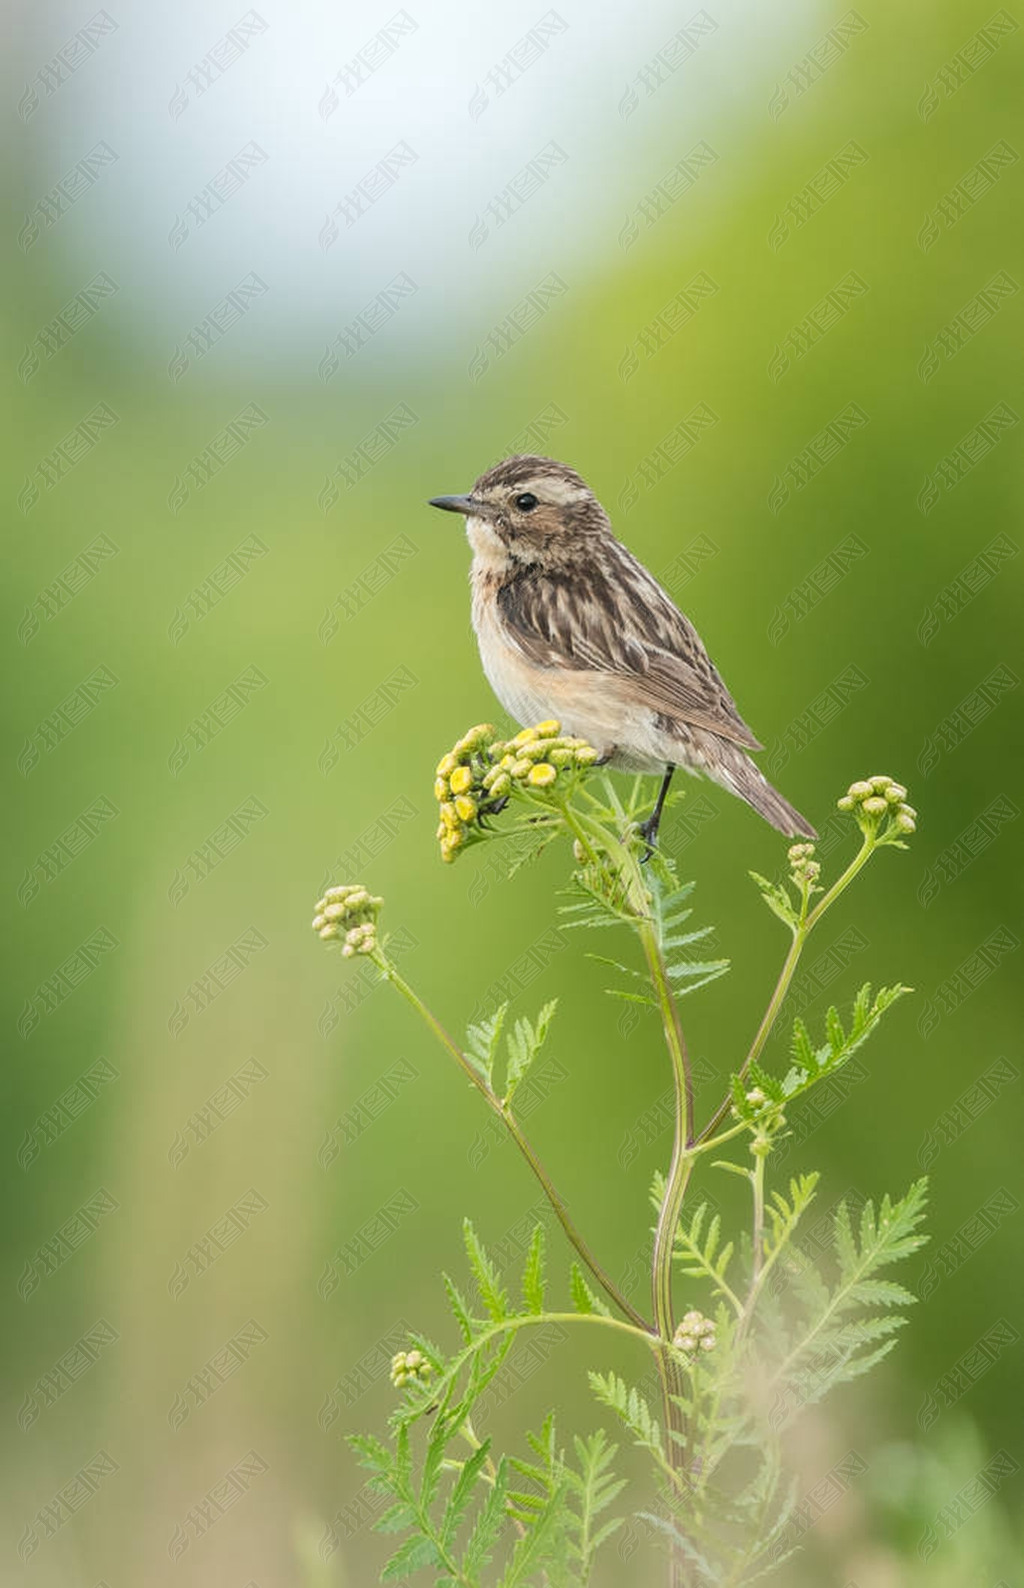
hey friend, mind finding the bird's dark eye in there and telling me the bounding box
[515,492,538,512]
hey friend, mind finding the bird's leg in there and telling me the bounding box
[638,765,675,853]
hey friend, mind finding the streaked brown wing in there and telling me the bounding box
[496,544,761,750]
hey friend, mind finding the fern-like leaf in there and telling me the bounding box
[674,1200,740,1311]
[440,1440,491,1549]
[380,1534,442,1580]
[588,1371,665,1464]
[522,1224,546,1314]
[462,1456,509,1578]
[769,1177,928,1421]
[781,983,910,1101]
[463,1220,509,1322]
[465,1002,508,1089]
[749,869,799,930]
[443,1273,475,1344]
[571,1262,611,1317]
[504,1000,557,1104]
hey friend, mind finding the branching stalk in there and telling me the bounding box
[377,956,649,1331]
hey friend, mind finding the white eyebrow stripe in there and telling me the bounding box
[520,475,589,505]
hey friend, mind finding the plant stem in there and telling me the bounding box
[378,957,649,1331]
[749,1151,766,1290]
[696,833,876,1145]
[640,920,695,1588]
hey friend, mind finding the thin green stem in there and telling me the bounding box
[697,833,877,1145]
[639,919,696,1588]
[643,919,693,1336]
[377,957,649,1331]
[750,1152,766,1289]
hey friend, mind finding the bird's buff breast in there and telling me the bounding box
[468,528,665,772]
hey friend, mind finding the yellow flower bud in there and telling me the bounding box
[436,753,458,777]
[454,794,477,821]
[510,757,533,778]
[512,727,538,746]
[449,765,473,795]
[535,719,561,736]
[434,777,448,802]
[528,763,557,788]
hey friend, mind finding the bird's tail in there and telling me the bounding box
[715,745,817,839]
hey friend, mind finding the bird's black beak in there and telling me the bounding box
[428,494,477,516]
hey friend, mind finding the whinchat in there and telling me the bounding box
[429,454,815,843]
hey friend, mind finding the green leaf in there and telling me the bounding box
[465,1003,508,1088]
[463,1220,508,1322]
[664,957,731,995]
[441,1441,491,1549]
[750,869,799,930]
[463,1457,508,1577]
[421,1407,451,1510]
[381,1534,442,1580]
[501,1485,568,1586]
[443,1273,475,1344]
[781,984,911,1101]
[348,1432,391,1473]
[673,1199,738,1306]
[395,1424,412,1492]
[522,1224,546,1314]
[770,1178,929,1420]
[373,1501,418,1534]
[565,1430,626,1577]
[588,1372,664,1462]
[504,1000,557,1104]
[570,1262,611,1317]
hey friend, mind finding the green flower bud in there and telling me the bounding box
[390,1348,432,1389]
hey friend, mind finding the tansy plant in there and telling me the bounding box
[312,732,926,1588]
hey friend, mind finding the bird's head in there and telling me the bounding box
[429,455,610,565]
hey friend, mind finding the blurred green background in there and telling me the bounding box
[4,1,1023,1583]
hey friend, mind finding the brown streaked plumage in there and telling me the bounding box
[428,454,816,842]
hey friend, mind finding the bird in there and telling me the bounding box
[428,454,816,845]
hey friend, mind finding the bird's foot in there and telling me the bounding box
[636,811,662,862]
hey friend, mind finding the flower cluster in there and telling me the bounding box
[787,842,821,892]
[837,775,916,839]
[390,1348,432,1390]
[311,884,382,956]
[673,1309,717,1357]
[434,720,599,862]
